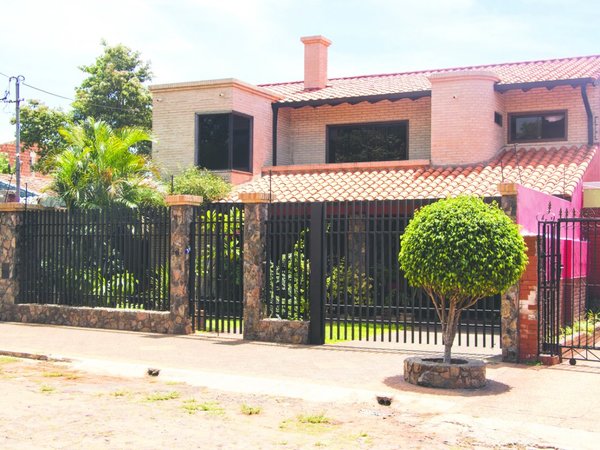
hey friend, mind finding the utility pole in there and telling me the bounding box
[10,75,24,203]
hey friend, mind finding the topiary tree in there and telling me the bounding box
[398,196,527,364]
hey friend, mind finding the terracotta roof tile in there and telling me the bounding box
[260,55,600,104]
[229,145,597,203]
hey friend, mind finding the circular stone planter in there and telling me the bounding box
[404,356,486,389]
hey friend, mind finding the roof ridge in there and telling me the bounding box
[258,54,600,87]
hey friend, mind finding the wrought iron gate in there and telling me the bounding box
[189,203,244,333]
[538,213,600,363]
[265,200,501,347]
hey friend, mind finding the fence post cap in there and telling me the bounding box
[238,192,274,203]
[0,203,44,212]
[165,194,203,206]
[497,183,518,196]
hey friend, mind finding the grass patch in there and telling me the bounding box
[0,356,18,364]
[145,391,180,402]
[40,384,56,394]
[182,399,224,415]
[324,323,405,343]
[280,413,335,435]
[196,318,243,334]
[42,371,65,378]
[165,380,184,386]
[241,404,262,415]
[298,413,331,424]
[111,389,132,398]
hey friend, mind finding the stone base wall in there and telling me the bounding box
[0,303,191,334]
[248,319,309,345]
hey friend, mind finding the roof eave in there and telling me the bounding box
[274,90,431,109]
[495,77,596,93]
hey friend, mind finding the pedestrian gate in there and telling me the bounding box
[538,212,600,364]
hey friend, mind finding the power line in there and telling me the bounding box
[1,70,146,114]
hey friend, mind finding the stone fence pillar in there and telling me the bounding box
[165,195,203,334]
[498,182,520,362]
[0,203,31,318]
[239,193,270,340]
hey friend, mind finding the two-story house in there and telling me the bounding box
[150,35,600,217]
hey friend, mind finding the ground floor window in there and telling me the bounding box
[327,121,408,163]
[196,112,252,172]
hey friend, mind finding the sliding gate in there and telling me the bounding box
[265,200,501,347]
[189,203,244,333]
[538,214,600,363]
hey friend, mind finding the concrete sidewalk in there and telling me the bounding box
[2,321,600,449]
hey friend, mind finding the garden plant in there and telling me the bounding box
[399,196,527,364]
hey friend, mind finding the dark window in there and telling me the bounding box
[509,111,567,143]
[327,121,408,163]
[494,112,503,127]
[196,112,252,172]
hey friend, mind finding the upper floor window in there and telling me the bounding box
[196,112,252,172]
[508,111,567,143]
[327,121,408,163]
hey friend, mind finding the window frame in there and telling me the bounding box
[507,110,568,144]
[325,120,409,164]
[195,110,254,173]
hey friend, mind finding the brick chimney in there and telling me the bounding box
[301,35,331,91]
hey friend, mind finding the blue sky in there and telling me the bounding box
[0,0,598,142]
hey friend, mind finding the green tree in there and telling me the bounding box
[0,152,12,174]
[11,100,72,172]
[398,196,527,364]
[72,41,152,153]
[51,118,163,208]
[172,166,232,202]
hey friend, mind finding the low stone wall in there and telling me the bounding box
[0,303,184,334]
[252,319,309,345]
[404,356,486,389]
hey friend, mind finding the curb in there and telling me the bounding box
[0,350,72,363]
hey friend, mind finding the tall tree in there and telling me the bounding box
[51,118,162,209]
[72,41,153,153]
[11,99,72,172]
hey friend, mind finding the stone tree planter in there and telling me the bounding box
[398,194,528,389]
[404,357,486,389]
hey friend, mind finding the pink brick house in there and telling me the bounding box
[151,37,600,360]
[150,35,600,212]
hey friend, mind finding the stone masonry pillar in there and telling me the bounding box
[0,203,29,319]
[165,195,203,334]
[239,192,271,340]
[498,182,520,362]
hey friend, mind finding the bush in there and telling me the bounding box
[399,196,527,362]
[0,153,12,174]
[326,259,373,306]
[172,167,232,202]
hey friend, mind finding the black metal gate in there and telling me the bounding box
[189,203,244,333]
[538,212,600,363]
[265,200,501,347]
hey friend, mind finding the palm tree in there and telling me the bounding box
[51,118,163,208]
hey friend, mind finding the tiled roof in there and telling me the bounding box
[230,145,596,203]
[260,55,600,104]
[0,173,53,196]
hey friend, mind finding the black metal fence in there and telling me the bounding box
[19,207,171,310]
[266,199,502,347]
[189,203,244,333]
[538,211,600,363]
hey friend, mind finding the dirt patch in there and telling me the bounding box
[0,357,589,449]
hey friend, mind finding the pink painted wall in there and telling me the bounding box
[516,184,587,279]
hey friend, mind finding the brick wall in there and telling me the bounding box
[430,71,501,166]
[151,80,278,177]
[519,235,539,362]
[503,85,597,147]
[0,143,36,176]
[279,97,431,165]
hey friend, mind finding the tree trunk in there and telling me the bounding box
[442,309,460,364]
